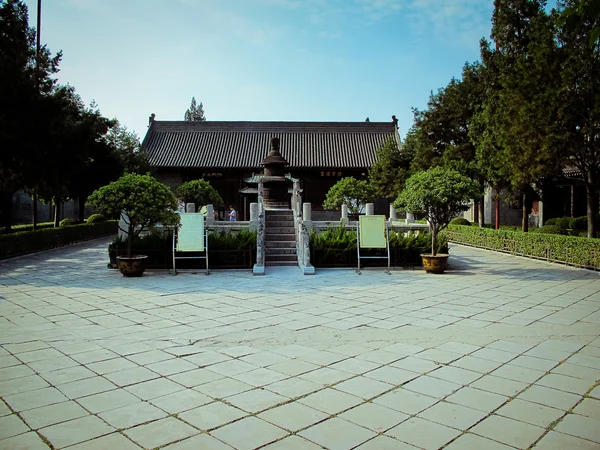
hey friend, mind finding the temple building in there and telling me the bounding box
[141,116,401,220]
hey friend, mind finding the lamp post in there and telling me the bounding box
[32,0,41,229]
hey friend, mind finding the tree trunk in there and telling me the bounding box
[495,196,500,230]
[473,201,479,225]
[53,199,60,227]
[431,228,437,256]
[78,197,85,223]
[479,196,485,227]
[522,192,529,233]
[585,182,597,239]
[32,191,38,230]
[127,223,134,257]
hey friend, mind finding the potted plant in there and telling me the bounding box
[88,173,180,276]
[393,167,481,273]
[322,177,377,220]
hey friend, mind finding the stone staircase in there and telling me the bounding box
[265,210,297,267]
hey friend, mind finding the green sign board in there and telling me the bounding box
[177,213,205,251]
[359,215,387,248]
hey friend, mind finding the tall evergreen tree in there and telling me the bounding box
[487,0,563,231]
[184,96,206,121]
[369,138,414,201]
[556,0,600,237]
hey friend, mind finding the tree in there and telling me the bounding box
[175,179,224,209]
[393,167,481,256]
[0,0,60,231]
[105,122,150,174]
[369,138,414,201]
[322,177,377,215]
[558,0,600,47]
[486,0,563,232]
[556,0,600,238]
[410,62,487,225]
[184,97,206,121]
[87,174,180,257]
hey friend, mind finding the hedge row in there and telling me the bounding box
[0,221,118,259]
[445,225,600,270]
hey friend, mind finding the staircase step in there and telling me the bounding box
[265,241,296,248]
[265,248,296,255]
[266,261,297,266]
[265,254,297,262]
[265,220,294,227]
[265,227,295,234]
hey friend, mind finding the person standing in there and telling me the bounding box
[228,205,237,222]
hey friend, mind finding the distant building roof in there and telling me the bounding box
[142,119,400,170]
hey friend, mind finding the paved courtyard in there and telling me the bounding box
[0,238,599,449]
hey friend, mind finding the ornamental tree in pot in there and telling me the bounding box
[87,173,180,276]
[393,167,481,273]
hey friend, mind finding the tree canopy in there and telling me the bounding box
[184,97,206,121]
[175,179,224,209]
[322,177,377,215]
[369,138,414,201]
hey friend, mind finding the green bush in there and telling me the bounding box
[0,222,55,234]
[0,221,118,259]
[530,225,562,234]
[571,216,587,232]
[59,218,78,227]
[445,225,600,269]
[86,214,106,224]
[545,218,557,225]
[309,227,446,267]
[450,217,471,226]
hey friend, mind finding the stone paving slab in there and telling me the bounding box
[0,239,599,449]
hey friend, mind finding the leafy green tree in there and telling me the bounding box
[322,177,377,215]
[556,0,600,237]
[87,174,180,257]
[0,0,60,231]
[393,167,481,256]
[175,179,224,209]
[557,0,600,47]
[184,96,206,121]
[369,138,414,201]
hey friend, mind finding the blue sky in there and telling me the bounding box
[24,0,501,140]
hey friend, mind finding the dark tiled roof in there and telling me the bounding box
[142,121,399,169]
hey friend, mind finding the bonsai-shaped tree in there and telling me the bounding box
[87,173,180,257]
[175,179,224,209]
[323,177,377,215]
[393,167,481,256]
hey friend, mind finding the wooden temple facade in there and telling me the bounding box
[141,116,401,220]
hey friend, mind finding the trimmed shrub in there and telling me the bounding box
[0,222,55,234]
[444,225,600,269]
[545,218,557,225]
[570,216,587,232]
[0,221,118,259]
[450,217,471,226]
[309,227,446,267]
[86,214,106,224]
[59,218,78,227]
[530,225,562,234]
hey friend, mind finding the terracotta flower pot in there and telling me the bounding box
[116,255,148,277]
[421,254,449,274]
